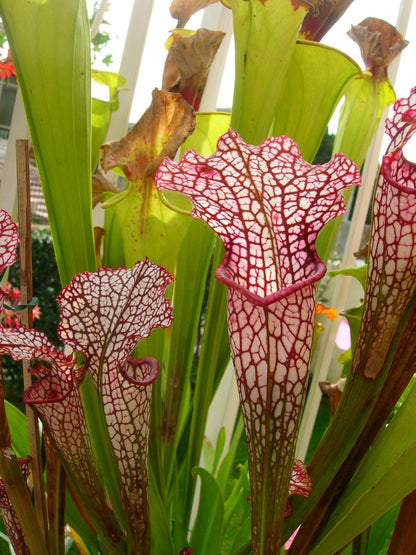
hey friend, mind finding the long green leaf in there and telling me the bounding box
[0,0,96,285]
[149,466,174,555]
[182,239,229,528]
[4,401,29,458]
[190,467,224,555]
[310,380,416,554]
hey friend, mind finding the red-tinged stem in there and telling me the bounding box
[286,88,416,550]
[0,448,48,555]
[351,529,370,555]
[16,139,50,549]
[387,489,416,554]
[286,292,416,552]
[66,477,96,535]
[45,434,66,554]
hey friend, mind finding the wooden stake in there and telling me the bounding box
[0,359,11,450]
[16,139,50,551]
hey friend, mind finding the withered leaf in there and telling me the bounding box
[300,0,355,42]
[92,168,120,207]
[100,89,195,180]
[348,18,408,77]
[170,0,219,28]
[162,28,225,110]
[319,380,344,415]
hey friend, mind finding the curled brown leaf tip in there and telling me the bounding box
[100,89,195,180]
[319,379,344,415]
[295,0,322,12]
[163,28,225,110]
[299,0,355,42]
[94,227,104,266]
[170,0,219,28]
[92,169,120,207]
[348,18,408,78]
[354,242,369,260]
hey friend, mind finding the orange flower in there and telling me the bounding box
[315,302,337,321]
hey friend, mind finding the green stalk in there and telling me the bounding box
[0,448,48,555]
[230,0,308,144]
[285,291,416,551]
[316,75,395,265]
[160,219,216,494]
[182,238,229,529]
[0,0,96,286]
[45,437,66,555]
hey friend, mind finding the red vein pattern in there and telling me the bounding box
[289,459,312,497]
[107,356,156,549]
[285,459,313,519]
[155,129,360,551]
[0,259,173,550]
[0,210,30,553]
[56,259,173,549]
[0,327,122,546]
[353,87,416,379]
[0,457,31,555]
[0,210,19,307]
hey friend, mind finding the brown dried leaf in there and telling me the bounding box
[170,0,219,28]
[300,0,355,42]
[92,168,120,207]
[94,227,104,266]
[354,241,369,260]
[162,28,225,110]
[100,89,195,180]
[348,18,408,77]
[319,380,344,415]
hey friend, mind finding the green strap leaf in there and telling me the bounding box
[310,381,416,554]
[0,0,96,285]
[4,401,29,459]
[149,466,174,555]
[190,467,225,555]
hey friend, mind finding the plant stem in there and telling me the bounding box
[387,489,416,554]
[286,292,416,552]
[16,138,50,549]
[0,447,48,555]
